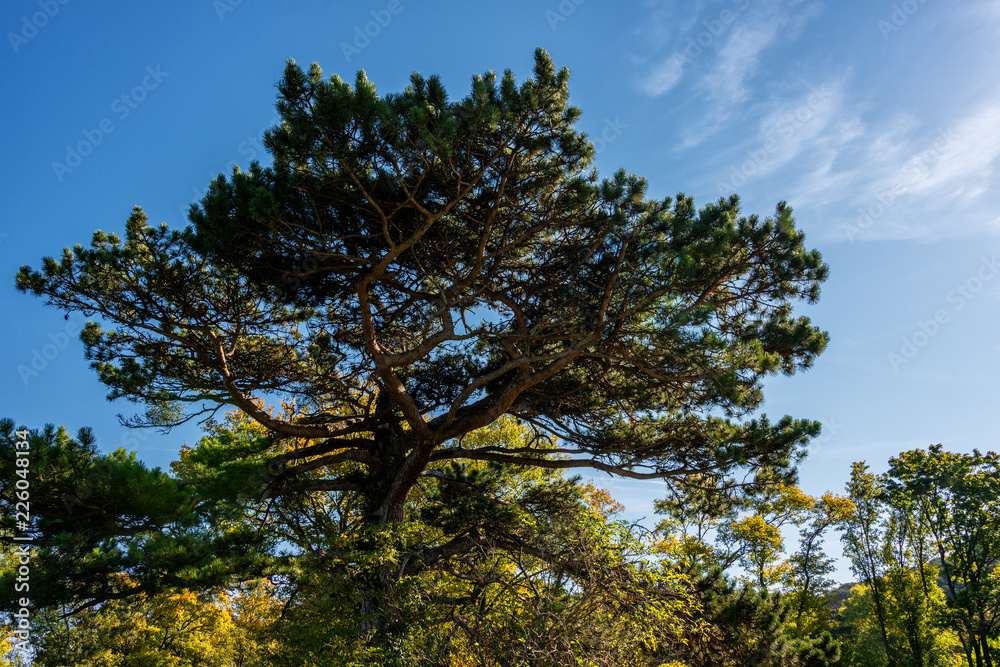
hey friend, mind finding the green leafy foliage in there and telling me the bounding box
[660,566,839,666]
[885,446,1000,667]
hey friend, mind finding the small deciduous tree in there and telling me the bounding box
[783,492,853,638]
[842,461,902,665]
[839,446,999,667]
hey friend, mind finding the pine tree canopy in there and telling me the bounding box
[15,48,827,527]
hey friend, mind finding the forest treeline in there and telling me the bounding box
[2,417,997,666]
[1,49,997,665]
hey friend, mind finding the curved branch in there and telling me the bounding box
[428,448,674,480]
[281,449,382,476]
[266,479,361,497]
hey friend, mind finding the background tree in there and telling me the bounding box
[842,461,901,665]
[782,492,853,638]
[714,476,815,588]
[836,446,999,667]
[837,583,902,667]
[835,576,962,667]
[654,473,835,593]
[652,474,739,566]
[661,566,840,667]
[886,446,1000,667]
[27,582,280,667]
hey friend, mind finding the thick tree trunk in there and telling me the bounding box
[366,418,411,522]
[354,415,423,659]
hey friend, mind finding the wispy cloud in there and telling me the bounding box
[635,0,1000,243]
[637,1,784,100]
[667,1,822,148]
[711,73,854,196]
[643,54,686,97]
[863,113,920,161]
[792,98,1000,242]
[674,21,784,147]
[757,75,850,170]
[701,22,781,105]
[902,104,1000,200]
[634,0,702,53]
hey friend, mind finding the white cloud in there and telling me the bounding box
[710,73,854,198]
[643,54,687,96]
[675,2,821,148]
[640,0,702,38]
[673,22,782,148]
[700,22,781,105]
[902,104,1000,200]
[636,0,790,103]
[865,113,920,161]
[789,98,1000,243]
[752,76,850,175]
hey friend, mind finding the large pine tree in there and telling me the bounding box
[10,49,830,653]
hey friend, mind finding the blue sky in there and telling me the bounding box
[2,0,999,581]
